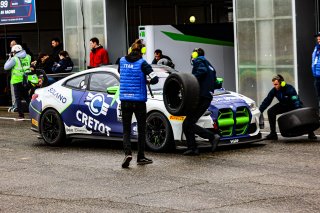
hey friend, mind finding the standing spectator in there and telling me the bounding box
[4,45,31,120]
[89,37,109,68]
[8,40,18,112]
[119,39,158,168]
[51,38,63,63]
[312,32,320,115]
[259,74,317,140]
[52,50,74,73]
[151,49,174,68]
[182,48,220,155]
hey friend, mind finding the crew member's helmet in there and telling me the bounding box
[11,44,23,53]
[157,58,175,69]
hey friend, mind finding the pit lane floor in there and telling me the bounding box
[0,109,320,212]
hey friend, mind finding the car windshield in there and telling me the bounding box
[213,88,231,95]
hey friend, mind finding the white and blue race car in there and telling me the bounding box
[29,65,262,152]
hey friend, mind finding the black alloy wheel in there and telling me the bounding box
[40,109,66,146]
[146,112,174,152]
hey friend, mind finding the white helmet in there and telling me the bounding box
[11,44,22,53]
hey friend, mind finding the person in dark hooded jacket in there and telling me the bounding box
[119,39,158,168]
[52,50,74,73]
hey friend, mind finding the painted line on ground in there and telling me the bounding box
[261,131,319,137]
[0,116,31,121]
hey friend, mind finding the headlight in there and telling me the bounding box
[249,102,257,111]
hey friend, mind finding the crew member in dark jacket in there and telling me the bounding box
[119,39,159,168]
[259,74,317,140]
[182,48,220,156]
[151,49,174,68]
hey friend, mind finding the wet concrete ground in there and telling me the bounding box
[0,108,320,212]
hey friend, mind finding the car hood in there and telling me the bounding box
[149,89,251,107]
[211,93,246,106]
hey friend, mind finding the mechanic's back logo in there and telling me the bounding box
[85,93,109,116]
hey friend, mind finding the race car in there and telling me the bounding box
[29,65,262,152]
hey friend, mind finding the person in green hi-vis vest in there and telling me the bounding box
[4,44,31,120]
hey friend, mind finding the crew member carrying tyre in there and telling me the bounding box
[259,74,317,140]
[119,39,159,168]
[182,48,220,156]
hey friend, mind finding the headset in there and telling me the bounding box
[273,74,286,87]
[191,48,199,59]
[128,39,147,55]
[141,46,147,54]
[128,46,146,54]
[191,48,205,59]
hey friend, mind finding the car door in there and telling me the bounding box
[61,74,90,133]
[78,71,123,137]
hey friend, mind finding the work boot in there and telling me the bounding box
[265,132,278,140]
[308,132,317,140]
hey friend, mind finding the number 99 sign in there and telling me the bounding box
[0,1,8,8]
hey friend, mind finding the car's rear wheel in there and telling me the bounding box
[40,109,66,146]
[146,112,174,152]
[163,73,199,115]
[278,107,320,137]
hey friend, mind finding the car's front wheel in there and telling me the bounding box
[146,112,174,152]
[40,109,66,146]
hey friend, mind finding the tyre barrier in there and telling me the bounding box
[163,73,199,116]
[278,107,320,137]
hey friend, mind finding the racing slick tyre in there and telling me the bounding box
[163,73,199,116]
[146,112,174,152]
[40,109,66,146]
[278,107,320,137]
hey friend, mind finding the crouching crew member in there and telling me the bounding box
[259,74,317,140]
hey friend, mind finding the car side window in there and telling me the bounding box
[65,75,87,90]
[89,73,119,92]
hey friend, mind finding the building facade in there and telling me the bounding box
[0,0,319,110]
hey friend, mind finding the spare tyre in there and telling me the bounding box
[163,73,199,115]
[278,107,320,137]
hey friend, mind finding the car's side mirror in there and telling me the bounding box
[107,85,119,94]
[215,77,223,89]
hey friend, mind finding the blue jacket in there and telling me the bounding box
[119,54,158,102]
[192,56,217,99]
[312,44,320,77]
[259,84,302,113]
